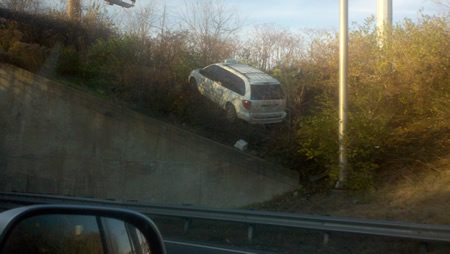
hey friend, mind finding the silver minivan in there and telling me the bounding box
[189,60,287,124]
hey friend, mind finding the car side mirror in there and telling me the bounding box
[0,205,166,254]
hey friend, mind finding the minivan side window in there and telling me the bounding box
[214,67,228,84]
[200,65,220,80]
[216,67,245,96]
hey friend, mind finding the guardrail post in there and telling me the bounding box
[184,218,192,234]
[248,225,254,243]
[323,232,330,245]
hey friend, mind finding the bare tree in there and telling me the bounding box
[431,0,450,9]
[180,0,242,65]
[119,1,158,40]
[82,0,117,29]
[240,24,305,71]
[431,0,450,17]
[1,0,42,13]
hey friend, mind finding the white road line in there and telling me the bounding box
[164,240,257,254]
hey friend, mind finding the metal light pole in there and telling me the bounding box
[336,0,348,189]
[377,0,393,47]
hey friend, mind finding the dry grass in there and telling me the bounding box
[357,156,450,224]
[250,155,450,225]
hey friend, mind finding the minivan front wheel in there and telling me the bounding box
[190,78,198,92]
[225,103,237,123]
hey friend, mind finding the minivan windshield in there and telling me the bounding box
[250,84,285,100]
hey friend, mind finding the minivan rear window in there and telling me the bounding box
[250,84,285,100]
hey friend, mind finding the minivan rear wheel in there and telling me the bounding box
[225,103,237,123]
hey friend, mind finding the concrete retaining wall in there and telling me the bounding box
[0,64,298,208]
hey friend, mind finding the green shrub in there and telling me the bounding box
[294,14,449,190]
[56,46,82,76]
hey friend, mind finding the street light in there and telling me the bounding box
[336,0,348,189]
[67,0,135,20]
[377,0,393,47]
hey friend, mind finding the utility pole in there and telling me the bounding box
[336,0,348,189]
[377,0,393,47]
[67,0,81,20]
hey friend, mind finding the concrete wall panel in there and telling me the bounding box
[0,64,298,208]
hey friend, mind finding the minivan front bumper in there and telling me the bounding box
[238,111,287,124]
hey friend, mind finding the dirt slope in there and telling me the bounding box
[248,155,450,225]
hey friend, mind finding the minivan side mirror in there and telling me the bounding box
[0,205,166,254]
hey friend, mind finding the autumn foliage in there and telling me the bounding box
[0,1,448,190]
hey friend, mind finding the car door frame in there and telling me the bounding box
[198,66,217,101]
[213,67,245,109]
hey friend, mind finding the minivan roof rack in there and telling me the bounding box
[224,64,279,84]
[223,59,239,65]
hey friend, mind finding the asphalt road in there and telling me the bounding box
[165,240,276,254]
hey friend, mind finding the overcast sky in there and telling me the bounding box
[117,0,445,31]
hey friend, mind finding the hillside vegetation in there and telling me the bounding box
[248,154,450,225]
[0,1,449,193]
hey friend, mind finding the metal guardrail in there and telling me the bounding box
[0,192,449,244]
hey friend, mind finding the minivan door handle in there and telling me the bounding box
[262,103,279,107]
